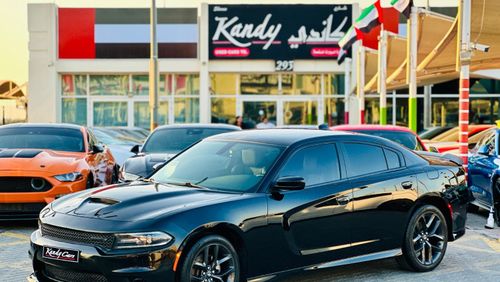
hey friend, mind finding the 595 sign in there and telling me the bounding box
[275,60,294,71]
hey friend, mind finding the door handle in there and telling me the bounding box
[337,196,350,206]
[401,181,413,190]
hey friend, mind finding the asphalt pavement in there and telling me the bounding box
[0,211,498,282]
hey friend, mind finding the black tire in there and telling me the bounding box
[179,235,240,282]
[494,180,500,226]
[397,205,448,272]
[111,165,119,184]
[467,203,480,213]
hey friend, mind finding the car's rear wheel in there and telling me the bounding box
[179,235,239,282]
[397,205,448,272]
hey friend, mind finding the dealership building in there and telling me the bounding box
[27,2,500,130]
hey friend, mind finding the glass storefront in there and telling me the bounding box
[60,73,199,128]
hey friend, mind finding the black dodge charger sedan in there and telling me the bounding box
[29,130,470,282]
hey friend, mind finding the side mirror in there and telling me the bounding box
[91,144,104,154]
[272,176,305,191]
[130,144,141,154]
[318,123,329,130]
[478,144,491,156]
[152,163,163,172]
[428,146,439,153]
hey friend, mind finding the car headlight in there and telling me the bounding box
[54,172,83,182]
[113,232,173,249]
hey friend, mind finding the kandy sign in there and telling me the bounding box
[209,5,352,60]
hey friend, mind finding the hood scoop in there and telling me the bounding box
[73,196,121,217]
[0,149,43,158]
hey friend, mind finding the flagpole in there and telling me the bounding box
[149,0,159,130]
[378,25,387,125]
[408,5,418,132]
[357,45,366,124]
[458,0,471,172]
[344,58,351,125]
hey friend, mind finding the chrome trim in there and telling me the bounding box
[300,239,380,255]
[305,248,402,270]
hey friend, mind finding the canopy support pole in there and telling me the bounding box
[378,26,387,125]
[149,0,159,130]
[459,0,471,171]
[408,6,418,132]
[357,46,366,124]
[344,58,351,124]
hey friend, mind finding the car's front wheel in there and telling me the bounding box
[179,235,240,282]
[397,205,448,272]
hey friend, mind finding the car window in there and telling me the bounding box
[473,128,495,151]
[142,128,235,153]
[277,144,340,187]
[344,143,387,177]
[0,127,85,152]
[352,130,418,150]
[384,148,402,169]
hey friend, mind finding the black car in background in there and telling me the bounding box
[30,130,469,281]
[120,124,240,181]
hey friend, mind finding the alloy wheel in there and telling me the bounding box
[190,243,236,282]
[412,211,446,266]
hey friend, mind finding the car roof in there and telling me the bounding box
[0,123,84,130]
[154,123,241,131]
[331,124,416,134]
[207,129,356,146]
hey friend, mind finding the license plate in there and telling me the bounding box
[42,246,80,263]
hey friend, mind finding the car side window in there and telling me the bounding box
[277,144,340,187]
[484,134,496,155]
[344,143,387,177]
[384,148,402,169]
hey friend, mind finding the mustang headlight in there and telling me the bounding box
[54,172,83,182]
[113,232,173,249]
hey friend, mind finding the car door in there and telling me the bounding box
[468,130,499,206]
[341,142,419,254]
[266,142,353,272]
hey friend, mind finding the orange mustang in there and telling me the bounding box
[0,123,118,219]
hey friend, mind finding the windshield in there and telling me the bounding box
[142,128,235,153]
[0,127,84,152]
[151,140,283,192]
[354,130,421,150]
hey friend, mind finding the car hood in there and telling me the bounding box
[0,149,85,174]
[50,182,240,222]
[123,153,178,177]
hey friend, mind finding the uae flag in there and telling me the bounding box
[391,0,412,19]
[354,2,381,34]
[339,26,358,51]
[58,8,198,59]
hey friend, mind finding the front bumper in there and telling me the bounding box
[0,172,87,219]
[29,229,177,282]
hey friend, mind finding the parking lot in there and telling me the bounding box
[1,211,498,282]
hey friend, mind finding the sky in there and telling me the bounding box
[0,0,457,86]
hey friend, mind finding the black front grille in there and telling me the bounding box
[0,177,52,192]
[41,223,115,250]
[44,265,107,282]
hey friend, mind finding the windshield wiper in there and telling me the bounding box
[166,177,209,189]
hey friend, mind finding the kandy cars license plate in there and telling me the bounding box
[42,246,80,263]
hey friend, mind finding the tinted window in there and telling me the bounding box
[353,130,419,150]
[278,144,340,187]
[384,149,401,169]
[142,128,235,153]
[0,127,84,152]
[152,140,282,192]
[344,143,387,177]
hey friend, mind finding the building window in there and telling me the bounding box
[325,97,345,126]
[282,74,321,95]
[134,101,169,128]
[324,74,345,95]
[89,75,129,96]
[211,97,236,124]
[175,97,199,123]
[210,73,237,95]
[93,101,128,126]
[174,74,199,95]
[240,74,279,95]
[61,75,87,96]
[283,101,318,125]
[61,98,87,125]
